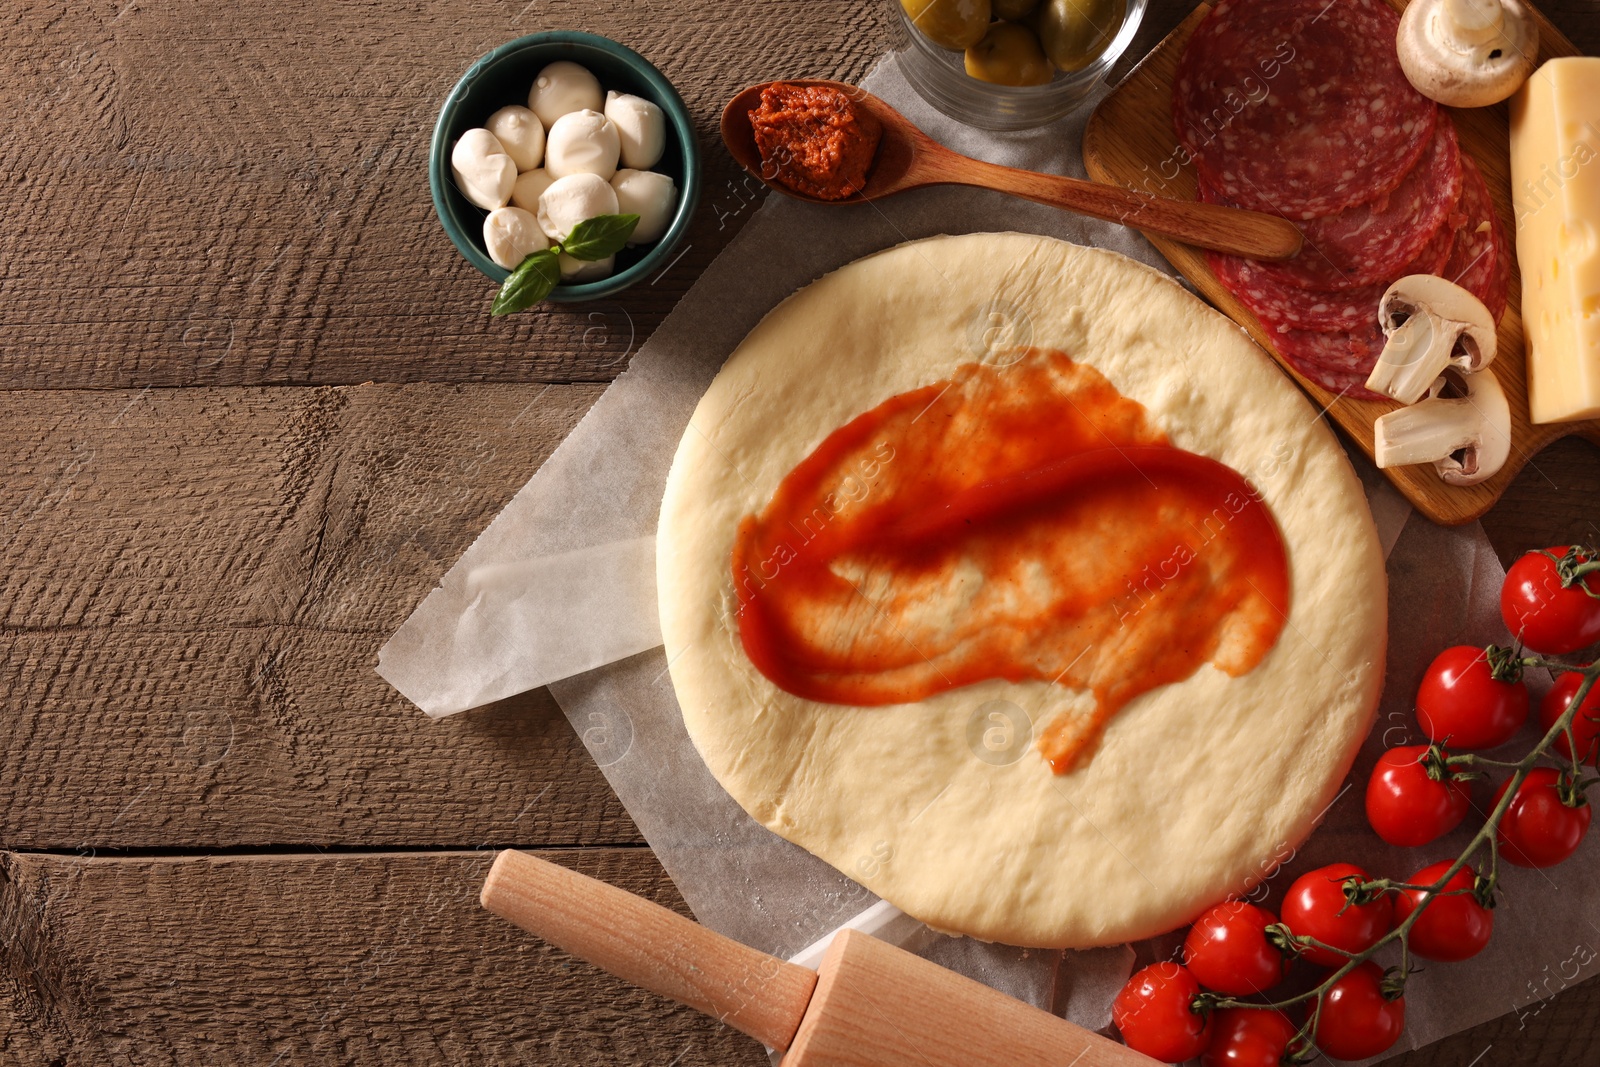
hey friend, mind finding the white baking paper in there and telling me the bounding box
[379,49,1598,1060]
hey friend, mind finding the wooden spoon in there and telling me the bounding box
[722,79,1303,261]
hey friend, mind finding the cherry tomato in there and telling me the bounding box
[1365,745,1471,847]
[1311,961,1405,1061]
[1183,901,1291,996]
[1112,962,1213,1062]
[1539,672,1600,764]
[1281,863,1393,967]
[1393,860,1493,962]
[1415,645,1529,749]
[1494,768,1591,868]
[1501,546,1600,655]
[1201,1007,1298,1067]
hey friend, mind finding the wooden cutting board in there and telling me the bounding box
[1083,1,1600,526]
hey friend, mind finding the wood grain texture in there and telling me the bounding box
[0,0,888,390]
[788,930,1160,1067]
[1083,0,1600,525]
[1,848,1596,1067]
[1,0,1598,1062]
[0,849,767,1066]
[0,383,653,849]
[482,850,818,1051]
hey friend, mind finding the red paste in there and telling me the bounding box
[731,348,1291,773]
[748,83,882,200]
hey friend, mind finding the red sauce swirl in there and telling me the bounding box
[731,348,1291,773]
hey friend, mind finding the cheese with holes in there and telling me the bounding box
[1510,57,1600,424]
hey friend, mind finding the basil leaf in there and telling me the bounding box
[559,213,640,261]
[490,248,561,316]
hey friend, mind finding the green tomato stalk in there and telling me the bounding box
[1195,651,1600,1061]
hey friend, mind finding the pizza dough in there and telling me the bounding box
[657,233,1386,948]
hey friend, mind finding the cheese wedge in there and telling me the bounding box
[1510,58,1600,425]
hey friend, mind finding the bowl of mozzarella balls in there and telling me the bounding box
[429,31,699,307]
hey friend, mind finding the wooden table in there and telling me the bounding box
[3,0,1597,1062]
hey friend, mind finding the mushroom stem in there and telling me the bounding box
[1368,314,1443,405]
[1368,274,1498,405]
[1374,370,1512,486]
[1443,0,1506,49]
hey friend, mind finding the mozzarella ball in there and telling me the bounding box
[450,127,516,210]
[610,169,678,245]
[604,91,667,170]
[537,173,620,242]
[558,253,614,282]
[482,207,549,270]
[485,105,545,171]
[528,61,603,128]
[544,109,621,181]
[510,169,555,211]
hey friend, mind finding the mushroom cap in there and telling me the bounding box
[1397,0,1539,108]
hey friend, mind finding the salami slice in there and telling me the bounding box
[1272,324,1387,400]
[1208,218,1454,334]
[1223,119,1463,290]
[1173,0,1437,219]
[1442,155,1511,321]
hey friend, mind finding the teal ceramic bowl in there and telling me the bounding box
[429,31,700,302]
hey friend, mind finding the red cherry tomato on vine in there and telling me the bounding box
[1365,745,1471,847]
[1183,900,1291,995]
[1281,863,1393,967]
[1201,1007,1298,1067]
[1112,962,1212,1062]
[1416,645,1529,749]
[1501,546,1600,655]
[1311,961,1405,1061]
[1494,768,1591,868]
[1540,672,1600,764]
[1393,860,1493,962]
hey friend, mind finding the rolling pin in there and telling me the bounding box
[480,849,1160,1066]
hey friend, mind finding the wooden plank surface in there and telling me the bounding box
[1,383,647,849]
[0,849,767,1066]
[0,0,887,390]
[0,0,1598,1063]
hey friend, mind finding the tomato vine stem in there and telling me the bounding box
[1196,654,1600,1060]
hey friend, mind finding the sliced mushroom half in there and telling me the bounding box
[1374,366,1511,486]
[1366,274,1498,405]
[1396,0,1538,108]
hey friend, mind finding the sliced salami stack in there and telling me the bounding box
[1173,0,1508,399]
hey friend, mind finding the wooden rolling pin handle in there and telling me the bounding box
[480,850,818,1051]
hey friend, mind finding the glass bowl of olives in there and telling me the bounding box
[893,0,1146,130]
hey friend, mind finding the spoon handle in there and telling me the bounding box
[942,155,1303,261]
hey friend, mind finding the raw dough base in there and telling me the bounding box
[657,233,1386,948]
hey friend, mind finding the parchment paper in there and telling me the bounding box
[380,54,1600,1059]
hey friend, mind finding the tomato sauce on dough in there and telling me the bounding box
[748,83,882,201]
[731,348,1291,773]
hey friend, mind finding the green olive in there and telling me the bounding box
[992,0,1040,19]
[1034,0,1126,72]
[900,0,991,51]
[964,22,1054,86]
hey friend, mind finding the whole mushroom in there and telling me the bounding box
[1396,0,1539,108]
[1373,367,1511,486]
[1366,274,1498,405]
